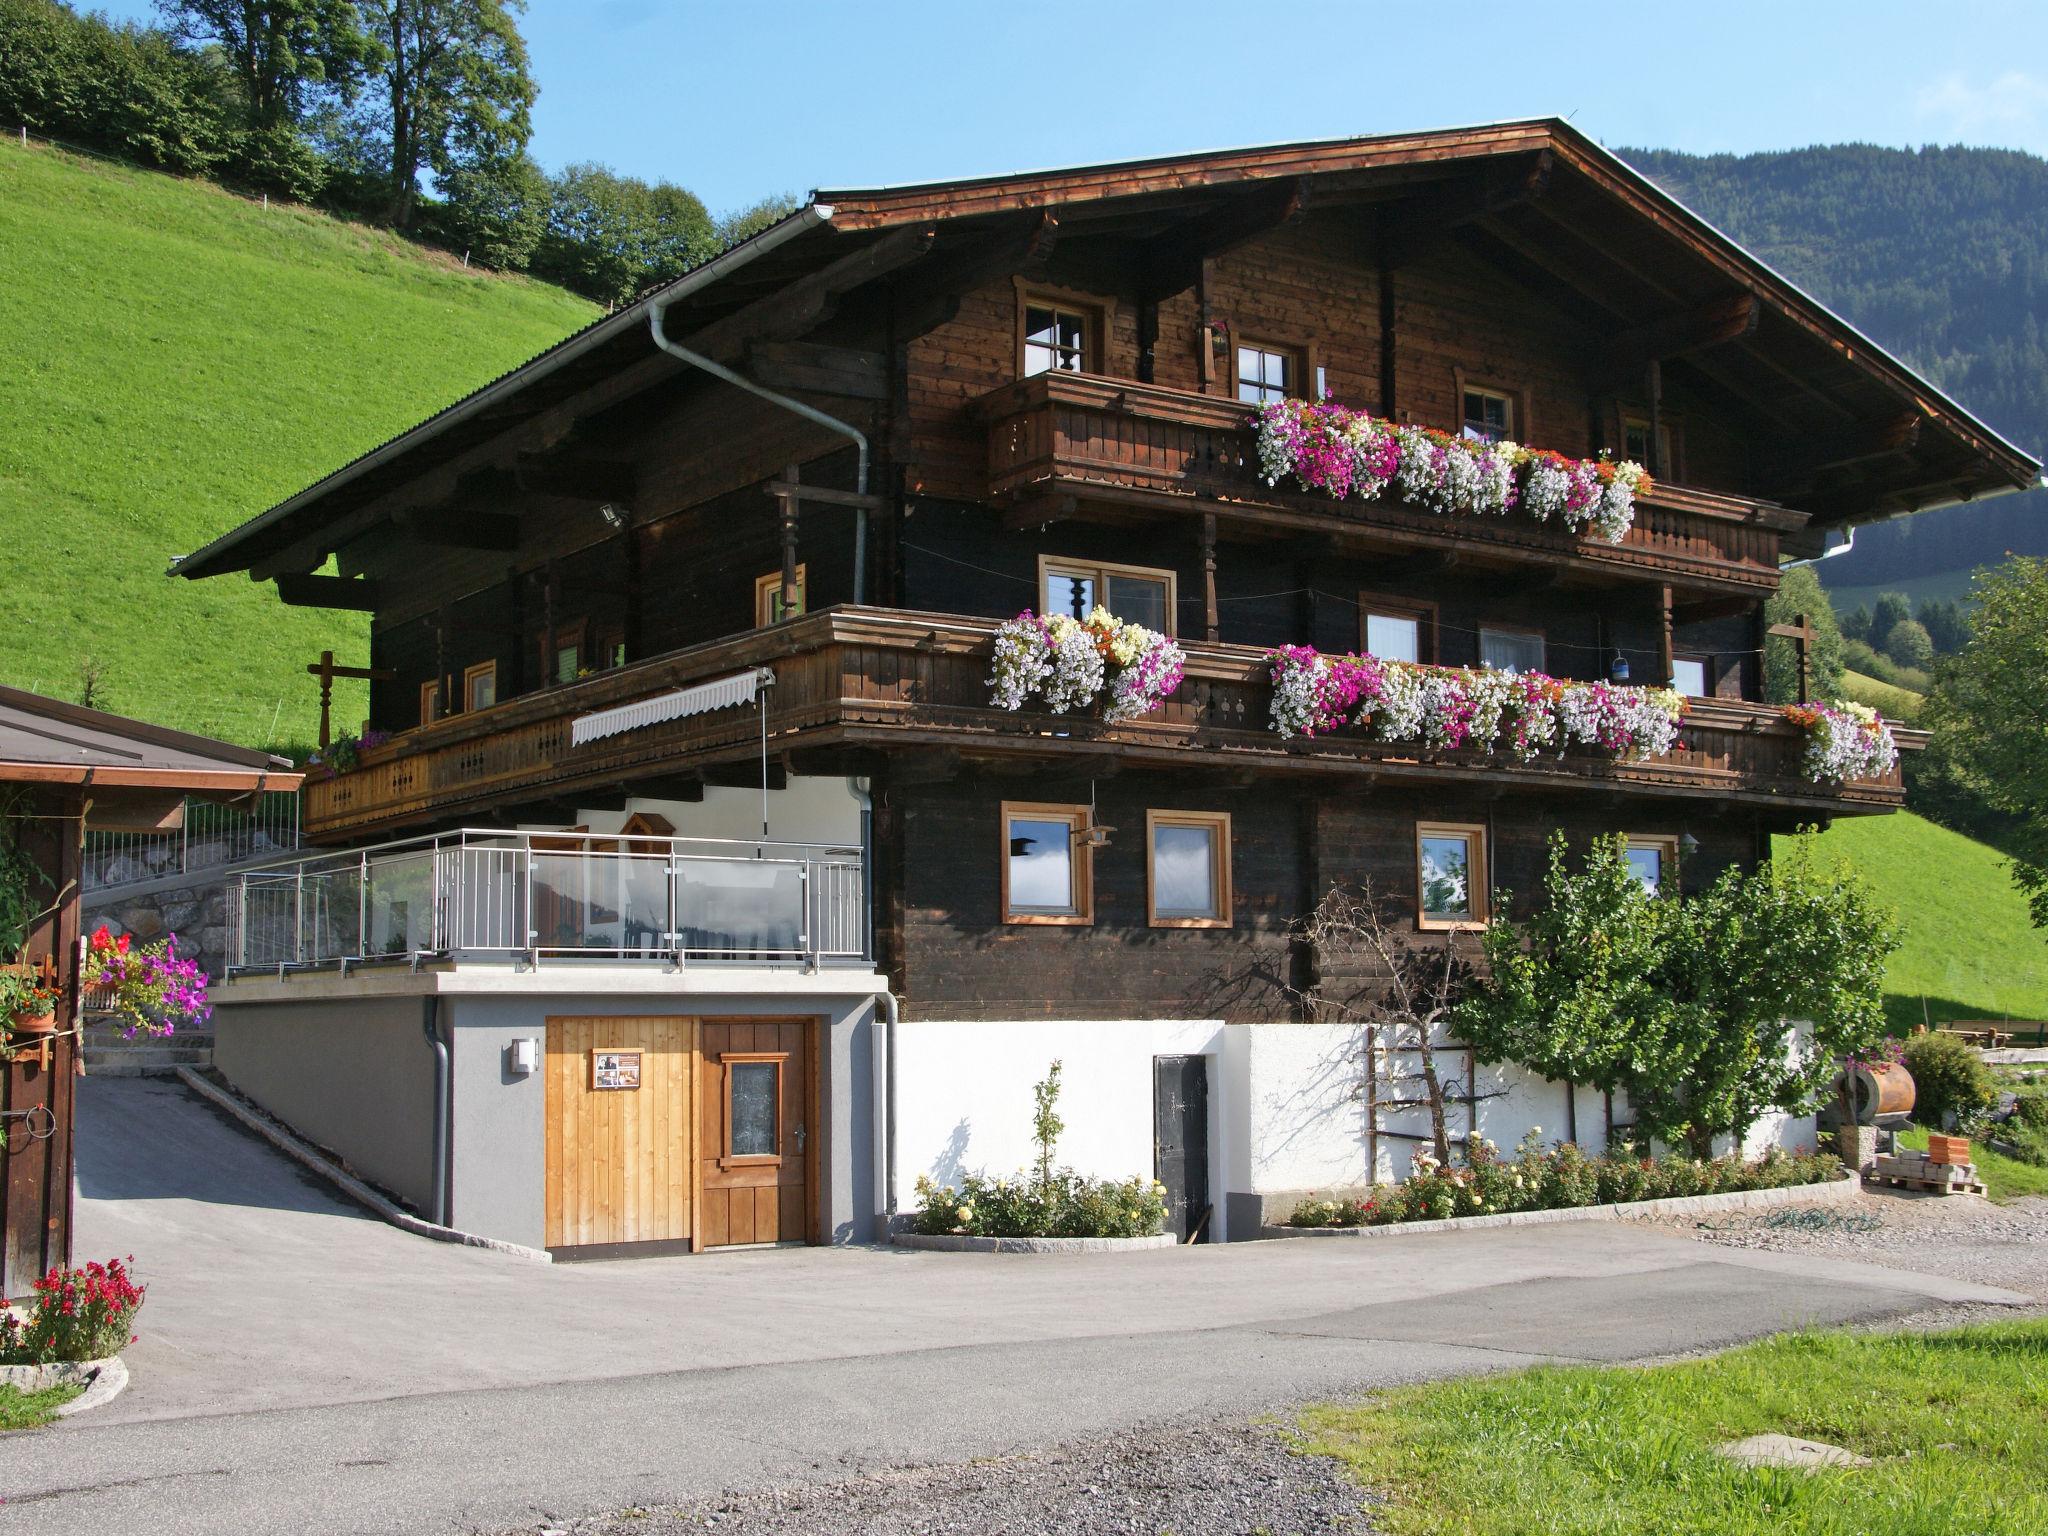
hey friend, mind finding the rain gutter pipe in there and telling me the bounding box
[422,996,449,1226]
[646,208,874,602]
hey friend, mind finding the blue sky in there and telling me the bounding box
[103,1,2048,213]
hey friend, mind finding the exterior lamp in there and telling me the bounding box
[1679,831,1701,859]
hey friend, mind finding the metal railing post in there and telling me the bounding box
[801,863,814,969]
[357,850,369,963]
[293,866,305,965]
[524,841,538,966]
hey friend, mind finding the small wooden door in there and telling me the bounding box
[698,1019,817,1247]
[1153,1054,1210,1243]
[544,1016,696,1252]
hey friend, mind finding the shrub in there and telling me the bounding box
[911,1170,1165,1239]
[0,1256,144,1363]
[2012,1093,2048,1131]
[1901,1030,1997,1128]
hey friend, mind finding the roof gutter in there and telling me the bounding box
[646,209,874,603]
[171,202,838,580]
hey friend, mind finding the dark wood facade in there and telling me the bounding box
[178,121,2037,1023]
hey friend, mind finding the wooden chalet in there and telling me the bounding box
[175,121,2039,1254]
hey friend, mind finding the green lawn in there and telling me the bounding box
[1840,668,1923,723]
[1821,568,1984,615]
[1302,1321,2048,1536]
[1790,812,2048,1035]
[0,140,597,749]
[0,1381,81,1430]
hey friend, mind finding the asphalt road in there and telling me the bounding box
[3,1077,2024,1536]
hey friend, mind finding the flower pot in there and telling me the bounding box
[9,1010,56,1036]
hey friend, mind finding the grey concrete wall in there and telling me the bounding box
[213,996,438,1215]
[444,993,880,1252]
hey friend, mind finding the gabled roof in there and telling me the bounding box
[176,118,2039,582]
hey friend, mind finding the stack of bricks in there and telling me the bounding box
[1868,1133,1986,1195]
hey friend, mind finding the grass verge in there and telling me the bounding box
[1896,1123,2048,1202]
[0,1381,83,1430]
[1302,1320,2048,1536]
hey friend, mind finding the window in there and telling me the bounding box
[1002,802,1092,924]
[1625,835,1680,894]
[543,619,587,685]
[1462,386,1514,443]
[419,679,441,727]
[1017,283,1108,377]
[1416,822,1488,929]
[1479,626,1545,675]
[1623,415,1677,473]
[1235,342,1301,406]
[1039,556,1176,634]
[720,1052,785,1165]
[1671,655,1709,698]
[463,661,497,713]
[1147,810,1232,928]
[755,564,807,627]
[1360,596,1437,665]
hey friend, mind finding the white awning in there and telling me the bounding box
[570,668,774,748]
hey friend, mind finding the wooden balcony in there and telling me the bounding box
[971,373,1806,594]
[305,608,1911,842]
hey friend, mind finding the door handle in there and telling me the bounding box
[793,1124,807,1152]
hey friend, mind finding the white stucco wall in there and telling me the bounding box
[893,1017,1232,1235]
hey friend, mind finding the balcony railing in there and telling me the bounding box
[224,828,867,974]
[971,373,1805,592]
[301,609,1913,842]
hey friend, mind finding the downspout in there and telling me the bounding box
[421,996,448,1227]
[646,233,874,602]
[849,775,898,1232]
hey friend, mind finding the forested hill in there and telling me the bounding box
[1619,143,2047,594]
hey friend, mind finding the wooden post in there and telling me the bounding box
[1136,296,1158,386]
[313,649,334,749]
[1196,258,1217,395]
[507,566,526,697]
[1200,513,1220,642]
[1377,257,1397,417]
[1658,583,1675,687]
[1646,359,1665,479]
[1768,613,1817,704]
[778,462,801,622]
[542,561,558,685]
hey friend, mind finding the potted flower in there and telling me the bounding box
[0,962,60,1045]
[81,927,211,1040]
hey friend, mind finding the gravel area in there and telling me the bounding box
[499,1420,1376,1536]
[1631,1187,2048,1304]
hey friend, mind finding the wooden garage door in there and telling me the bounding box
[544,1016,695,1250]
[698,1019,817,1247]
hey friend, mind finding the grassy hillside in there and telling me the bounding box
[1796,812,2048,1034]
[1840,669,1924,723]
[0,140,597,748]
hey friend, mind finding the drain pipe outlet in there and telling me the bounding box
[648,290,872,602]
[422,996,449,1226]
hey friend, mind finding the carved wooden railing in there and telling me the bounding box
[305,608,1910,841]
[971,373,1804,592]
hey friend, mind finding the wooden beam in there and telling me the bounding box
[744,340,889,401]
[1762,413,1922,489]
[688,224,936,362]
[888,216,1050,336]
[514,451,637,502]
[1137,180,1310,303]
[1380,151,1551,269]
[274,573,383,611]
[1592,293,1760,391]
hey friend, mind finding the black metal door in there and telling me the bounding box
[1152,1054,1210,1243]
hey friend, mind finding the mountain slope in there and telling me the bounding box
[1622,143,2048,594]
[0,140,597,747]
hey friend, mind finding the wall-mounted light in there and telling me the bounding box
[508,1038,538,1076]
[1679,830,1701,859]
[596,503,627,529]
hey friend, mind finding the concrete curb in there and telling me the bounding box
[0,1355,127,1417]
[893,1231,1177,1254]
[173,1067,552,1265]
[1261,1166,1861,1241]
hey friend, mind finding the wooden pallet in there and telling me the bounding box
[1866,1171,1987,1196]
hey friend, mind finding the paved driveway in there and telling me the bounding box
[4,1077,2024,1536]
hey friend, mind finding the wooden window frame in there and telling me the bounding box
[1015,278,1114,379]
[1452,367,1529,444]
[1036,554,1179,636]
[1146,810,1232,929]
[1358,592,1439,664]
[462,660,498,714]
[1416,821,1489,931]
[717,1050,787,1169]
[1230,336,1318,407]
[547,618,588,685]
[1625,834,1680,895]
[1001,801,1094,926]
[419,679,442,728]
[754,563,807,627]
[1478,623,1547,675]
[1619,408,1685,480]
